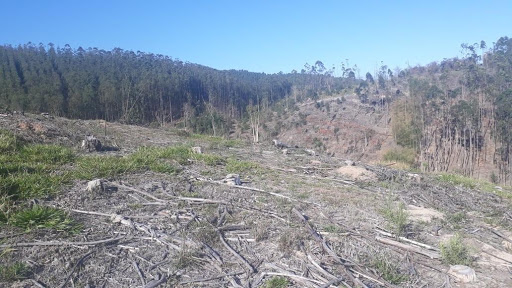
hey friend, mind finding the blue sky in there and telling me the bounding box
[1,0,511,76]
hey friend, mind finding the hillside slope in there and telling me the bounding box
[1,112,512,287]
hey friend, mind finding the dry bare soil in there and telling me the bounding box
[1,113,512,288]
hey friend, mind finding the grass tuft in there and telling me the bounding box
[381,201,409,237]
[9,206,81,233]
[226,158,260,173]
[0,130,21,153]
[0,262,30,281]
[373,256,409,284]
[264,276,289,288]
[383,147,416,166]
[440,233,473,266]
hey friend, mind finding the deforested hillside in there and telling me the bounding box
[1,112,512,287]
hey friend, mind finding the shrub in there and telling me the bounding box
[383,147,416,166]
[440,233,472,266]
[382,201,409,237]
[373,256,408,284]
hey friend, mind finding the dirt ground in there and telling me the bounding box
[1,113,512,287]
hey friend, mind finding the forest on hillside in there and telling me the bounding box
[378,37,512,183]
[2,37,512,182]
[0,43,352,134]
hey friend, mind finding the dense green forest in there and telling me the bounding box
[0,43,350,133]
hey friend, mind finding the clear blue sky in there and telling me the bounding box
[1,0,511,76]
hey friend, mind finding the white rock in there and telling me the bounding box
[344,160,355,166]
[448,265,476,283]
[86,179,105,193]
[191,146,202,154]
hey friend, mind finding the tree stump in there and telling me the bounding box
[81,135,102,152]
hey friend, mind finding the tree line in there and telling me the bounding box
[384,37,512,183]
[0,43,349,133]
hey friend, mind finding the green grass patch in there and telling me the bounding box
[440,233,473,266]
[0,262,30,281]
[381,201,409,237]
[8,206,81,233]
[264,276,289,288]
[436,173,512,199]
[383,147,416,166]
[0,130,21,153]
[437,173,477,189]
[226,158,260,173]
[74,146,224,179]
[373,256,409,284]
[0,129,226,233]
[190,134,243,148]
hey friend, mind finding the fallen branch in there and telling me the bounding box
[59,251,94,288]
[491,229,512,245]
[133,260,146,286]
[217,230,256,273]
[179,271,246,284]
[375,227,439,251]
[311,176,355,185]
[0,236,125,248]
[143,275,167,288]
[29,279,47,288]
[307,255,335,278]
[318,277,344,288]
[109,181,165,202]
[375,236,440,259]
[291,208,358,285]
[199,177,320,206]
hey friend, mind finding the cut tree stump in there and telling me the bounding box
[81,135,102,152]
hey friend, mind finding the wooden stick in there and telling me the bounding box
[59,251,94,288]
[143,275,167,288]
[202,177,321,206]
[217,230,256,273]
[133,260,146,286]
[109,182,165,202]
[318,277,344,288]
[491,229,512,245]
[375,236,440,259]
[179,271,245,284]
[375,228,439,251]
[307,254,337,280]
[0,236,125,248]
[291,208,358,285]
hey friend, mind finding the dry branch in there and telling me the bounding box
[491,229,512,245]
[375,228,439,251]
[291,208,358,285]
[59,251,94,288]
[0,236,125,248]
[109,181,166,202]
[217,230,256,273]
[143,275,167,288]
[375,236,440,259]
[179,271,245,284]
[133,260,146,286]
